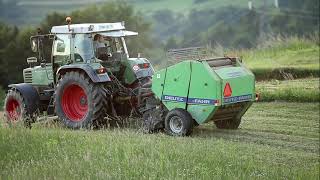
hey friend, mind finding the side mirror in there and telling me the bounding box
[30,38,38,52]
[27,57,37,64]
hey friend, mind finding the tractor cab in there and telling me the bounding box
[50,23,134,64]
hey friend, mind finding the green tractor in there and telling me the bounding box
[4,18,257,136]
[4,18,154,128]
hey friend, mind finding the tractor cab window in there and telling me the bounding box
[93,34,126,61]
[53,34,71,65]
[74,34,94,63]
[38,36,53,63]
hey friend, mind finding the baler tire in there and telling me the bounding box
[214,118,241,129]
[4,89,35,128]
[54,71,107,129]
[165,108,193,136]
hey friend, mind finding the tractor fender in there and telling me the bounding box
[8,83,40,114]
[56,64,111,83]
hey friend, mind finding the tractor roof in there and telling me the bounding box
[100,30,138,37]
[51,22,125,34]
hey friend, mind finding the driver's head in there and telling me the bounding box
[94,34,104,43]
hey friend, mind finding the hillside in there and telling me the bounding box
[232,37,320,80]
[1,0,318,50]
[240,38,319,70]
[3,0,270,25]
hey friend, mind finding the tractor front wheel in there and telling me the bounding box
[54,71,107,129]
[4,89,34,127]
[214,118,241,129]
[165,108,193,136]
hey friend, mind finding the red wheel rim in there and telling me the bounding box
[6,99,21,120]
[61,84,88,122]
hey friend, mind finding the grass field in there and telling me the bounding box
[256,78,320,102]
[0,102,319,179]
[232,37,320,80]
[241,39,319,70]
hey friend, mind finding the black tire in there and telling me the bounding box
[165,108,193,136]
[54,71,107,129]
[142,108,165,133]
[214,118,241,129]
[3,89,35,128]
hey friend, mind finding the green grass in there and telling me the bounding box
[0,102,319,179]
[241,37,319,69]
[256,78,320,102]
[234,37,320,80]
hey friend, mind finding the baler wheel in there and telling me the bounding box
[54,71,107,129]
[165,108,193,136]
[4,89,34,127]
[214,118,241,129]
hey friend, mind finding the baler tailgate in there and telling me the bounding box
[211,102,252,122]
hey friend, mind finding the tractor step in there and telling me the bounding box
[46,93,55,115]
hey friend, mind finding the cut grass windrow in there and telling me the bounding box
[256,78,320,102]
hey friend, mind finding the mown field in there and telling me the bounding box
[0,102,319,179]
[0,32,318,179]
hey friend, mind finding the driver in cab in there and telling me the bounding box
[93,34,112,61]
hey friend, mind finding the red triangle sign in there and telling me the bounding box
[224,82,232,97]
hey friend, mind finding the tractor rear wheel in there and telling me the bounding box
[214,118,241,129]
[54,71,107,129]
[4,89,34,127]
[165,108,193,136]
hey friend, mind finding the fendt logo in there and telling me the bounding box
[223,82,232,97]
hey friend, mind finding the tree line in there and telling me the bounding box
[0,0,319,89]
[153,0,319,50]
[0,1,153,89]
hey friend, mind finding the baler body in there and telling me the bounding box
[152,57,255,125]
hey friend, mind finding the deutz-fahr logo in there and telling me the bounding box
[162,95,186,102]
[88,25,94,31]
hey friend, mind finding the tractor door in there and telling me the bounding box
[52,34,72,83]
[52,34,71,66]
[27,35,54,86]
